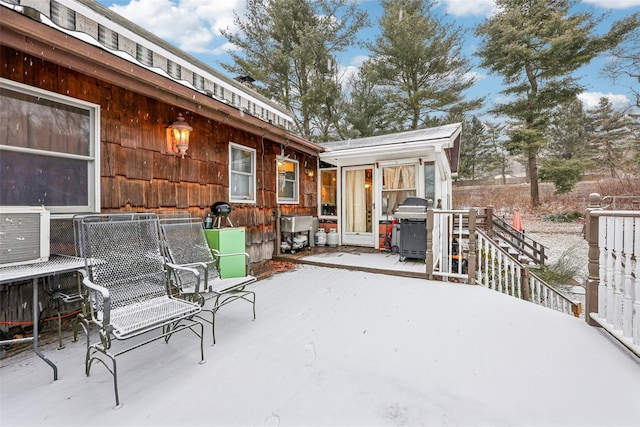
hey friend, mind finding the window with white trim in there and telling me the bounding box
[229,143,256,203]
[381,164,416,217]
[0,78,100,214]
[276,158,299,204]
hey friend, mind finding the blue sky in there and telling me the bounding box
[96,0,640,116]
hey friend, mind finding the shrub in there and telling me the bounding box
[531,243,585,287]
[541,211,583,223]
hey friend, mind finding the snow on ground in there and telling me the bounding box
[1,265,639,427]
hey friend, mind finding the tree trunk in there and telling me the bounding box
[528,153,540,207]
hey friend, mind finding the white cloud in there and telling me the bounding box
[581,0,640,8]
[578,92,631,110]
[109,0,244,54]
[465,70,487,82]
[437,0,496,17]
[348,55,369,68]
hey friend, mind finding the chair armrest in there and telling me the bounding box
[166,262,204,294]
[80,269,111,326]
[211,249,251,274]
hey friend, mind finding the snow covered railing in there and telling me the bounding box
[476,230,524,297]
[585,193,640,357]
[427,209,476,282]
[528,271,582,317]
[424,207,579,317]
[475,229,581,317]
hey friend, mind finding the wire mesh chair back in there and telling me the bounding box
[50,217,77,256]
[159,218,220,293]
[79,213,167,313]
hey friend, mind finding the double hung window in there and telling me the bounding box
[229,143,256,203]
[0,78,100,214]
[277,159,299,204]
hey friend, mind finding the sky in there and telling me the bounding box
[94,0,640,117]
[2,264,639,426]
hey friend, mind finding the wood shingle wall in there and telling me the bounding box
[1,45,318,264]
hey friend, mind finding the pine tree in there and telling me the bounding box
[458,117,500,181]
[475,0,639,207]
[220,0,367,140]
[539,98,594,194]
[485,121,510,184]
[587,97,634,178]
[339,63,392,139]
[367,0,481,130]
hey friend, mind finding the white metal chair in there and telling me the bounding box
[159,218,256,344]
[76,213,205,408]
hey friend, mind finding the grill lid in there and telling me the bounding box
[211,201,232,217]
[399,197,429,207]
[394,197,428,220]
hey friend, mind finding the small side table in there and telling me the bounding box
[0,255,85,380]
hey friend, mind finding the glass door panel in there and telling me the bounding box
[342,166,374,246]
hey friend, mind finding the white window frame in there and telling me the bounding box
[276,158,299,204]
[379,162,418,220]
[0,78,100,214]
[229,142,256,203]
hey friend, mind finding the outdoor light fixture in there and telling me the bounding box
[304,161,314,177]
[166,113,192,158]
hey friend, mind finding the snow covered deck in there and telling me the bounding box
[1,265,639,426]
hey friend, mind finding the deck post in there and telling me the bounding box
[425,203,434,281]
[585,193,602,326]
[521,265,531,301]
[484,205,494,233]
[467,208,476,285]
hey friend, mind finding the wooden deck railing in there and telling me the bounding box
[475,229,581,317]
[490,215,548,265]
[425,207,581,318]
[585,193,640,357]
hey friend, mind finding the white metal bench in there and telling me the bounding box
[159,218,256,344]
[76,213,205,408]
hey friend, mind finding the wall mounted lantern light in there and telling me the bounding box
[166,113,192,158]
[304,161,314,177]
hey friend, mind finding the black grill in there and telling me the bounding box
[211,201,232,217]
[394,197,429,261]
[210,201,233,228]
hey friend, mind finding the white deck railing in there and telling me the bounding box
[585,195,640,357]
[477,231,524,297]
[429,209,474,282]
[425,208,580,318]
[475,230,581,317]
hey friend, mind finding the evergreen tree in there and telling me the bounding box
[475,0,639,207]
[587,97,634,178]
[539,97,593,194]
[367,0,481,130]
[603,25,640,109]
[547,98,593,162]
[220,0,367,141]
[458,117,497,181]
[485,121,510,184]
[339,63,392,139]
[629,115,640,175]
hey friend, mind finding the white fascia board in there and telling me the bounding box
[55,0,293,122]
[320,137,451,167]
[434,146,450,180]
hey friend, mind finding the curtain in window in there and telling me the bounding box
[345,170,367,232]
[383,165,415,212]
